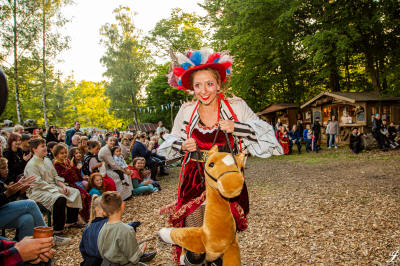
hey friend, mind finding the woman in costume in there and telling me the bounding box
[158,48,283,265]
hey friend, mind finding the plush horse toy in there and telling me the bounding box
[159,145,245,265]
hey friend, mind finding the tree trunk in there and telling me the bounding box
[365,53,380,93]
[42,0,48,128]
[13,0,22,124]
[345,55,351,91]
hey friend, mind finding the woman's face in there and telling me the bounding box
[50,127,56,134]
[56,148,68,161]
[11,138,21,151]
[192,70,220,106]
[94,175,103,188]
[81,139,88,146]
[122,139,129,146]
[74,150,82,160]
[134,160,145,170]
[107,137,116,148]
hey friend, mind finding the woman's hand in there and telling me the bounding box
[144,180,152,185]
[23,152,32,161]
[219,120,235,133]
[4,182,22,197]
[58,183,69,196]
[76,162,83,170]
[69,158,75,167]
[181,138,197,152]
[159,201,176,215]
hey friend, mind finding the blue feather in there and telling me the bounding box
[181,62,192,70]
[213,58,220,63]
[226,68,231,74]
[190,51,202,65]
[178,79,182,86]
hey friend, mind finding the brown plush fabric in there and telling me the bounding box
[169,146,244,265]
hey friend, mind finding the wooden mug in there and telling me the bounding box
[33,226,53,238]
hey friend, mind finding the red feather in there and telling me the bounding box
[206,53,220,64]
[173,68,186,77]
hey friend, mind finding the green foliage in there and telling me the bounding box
[140,63,188,128]
[201,0,400,112]
[100,6,151,125]
[148,8,206,57]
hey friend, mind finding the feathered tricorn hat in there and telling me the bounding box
[168,47,233,91]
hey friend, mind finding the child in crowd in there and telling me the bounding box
[277,126,289,155]
[97,192,152,266]
[79,195,107,266]
[80,193,154,266]
[111,146,130,186]
[46,141,58,161]
[83,140,116,192]
[88,173,105,197]
[303,124,313,152]
[53,144,91,223]
[131,157,159,195]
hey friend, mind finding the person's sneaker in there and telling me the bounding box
[334,146,338,149]
[328,146,331,149]
[54,234,72,246]
[140,251,157,262]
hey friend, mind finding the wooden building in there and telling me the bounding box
[257,103,299,128]
[300,91,400,142]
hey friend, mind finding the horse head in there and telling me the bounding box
[204,145,245,198]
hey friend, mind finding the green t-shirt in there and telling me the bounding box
[98,222,143,266]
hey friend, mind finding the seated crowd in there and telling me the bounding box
[275,114,400,155]
[0,121,169,265]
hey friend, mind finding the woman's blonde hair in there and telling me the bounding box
[89,194,102,223]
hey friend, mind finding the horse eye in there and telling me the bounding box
[209,162,214,167]
[241,167,244,172]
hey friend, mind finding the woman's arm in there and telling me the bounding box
[233,99,283,157]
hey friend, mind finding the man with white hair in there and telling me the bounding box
[70,134,81,149]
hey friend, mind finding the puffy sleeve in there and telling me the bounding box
[157,105,187,160]
[236,100,283,158]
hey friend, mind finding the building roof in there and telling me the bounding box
[301,91,400,109]
[127,123,157,132]
[257,103,298,116]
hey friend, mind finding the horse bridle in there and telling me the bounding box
[195,126,241,186]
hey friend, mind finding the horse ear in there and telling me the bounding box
[235,153,245,168]
[208,145,219,156]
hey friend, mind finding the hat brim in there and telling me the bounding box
[180,63,227,91]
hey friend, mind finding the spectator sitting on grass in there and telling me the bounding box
[130,157,159,196]
[69,134,81,150]
[350,127,364,154]
[88,173,105,197]
[82,140,116,192]
[46,141,58,162]
[97,191,154,266]
[0,157,46,241]
[3,133,31,184]
[24,138,82,245]
[0,236,54,266]
[79,194,153,266]
[381,120,399,149]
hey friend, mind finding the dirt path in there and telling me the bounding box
[54,148,400,265]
